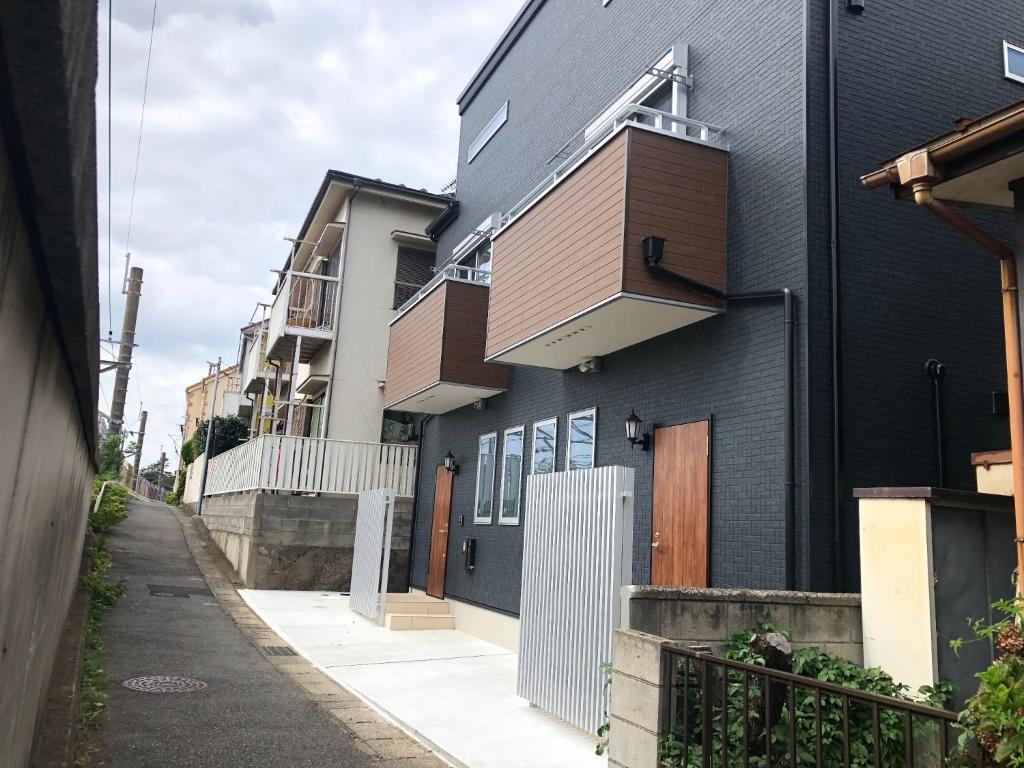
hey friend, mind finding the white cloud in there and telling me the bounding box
[97,0,523,467]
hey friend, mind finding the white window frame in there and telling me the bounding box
[531,417,558,475]
[473,432,498,524]
[1004,41,1024,85]
[467,101,509,163]
[498,425,525,526]
[566,407,597,471]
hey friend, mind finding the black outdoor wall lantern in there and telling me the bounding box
[625,409,650,451]
[443,450,460,474]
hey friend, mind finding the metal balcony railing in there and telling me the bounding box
[392,264,491,321]
[267,270,339,355]
[499,103,727,230]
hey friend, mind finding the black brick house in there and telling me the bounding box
[386,0,1024,620]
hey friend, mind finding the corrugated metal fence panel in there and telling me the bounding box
[349,487,395,623]
[517,465,634,734]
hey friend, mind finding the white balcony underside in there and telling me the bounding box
[385,382,506,415]
[267,327,333,363]
[485,293,721,370]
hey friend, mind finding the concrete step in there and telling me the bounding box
[385,613,456,631]
[385,594,450,616]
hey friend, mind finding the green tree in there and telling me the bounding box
[97,434,125,479]
[140,460,175,492]
[192,415,248,459]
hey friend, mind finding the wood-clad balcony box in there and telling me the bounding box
[384,268,509,414]
[485,124,728,369]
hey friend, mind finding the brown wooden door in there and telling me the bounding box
[651,420,710,587]
[426,466,453,598]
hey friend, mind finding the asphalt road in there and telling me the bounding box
[90,497,379,767]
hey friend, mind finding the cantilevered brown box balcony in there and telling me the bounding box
[384,265,509,414]
[485,114,729,369]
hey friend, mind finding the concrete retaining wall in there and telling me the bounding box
[621,586,863,663]
[197,492,411,591]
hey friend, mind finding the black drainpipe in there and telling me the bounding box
[828,0,845,591]
[643,237,797,590]
[405,414,433,591]
[925,359,947,487]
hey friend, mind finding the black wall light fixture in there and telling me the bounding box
[625,409,651,451]
[443,450,460,474]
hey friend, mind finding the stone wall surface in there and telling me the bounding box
[0,1,100,763]
[622,586,863,663]
[198,492,411,592]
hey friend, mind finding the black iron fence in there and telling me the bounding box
[660,646,957,768]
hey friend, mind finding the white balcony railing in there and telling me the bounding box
[499,103,727,231]
[392,264,491,321]
[241,329,274,392]
[202,435,418,498]
[267,270,339,355]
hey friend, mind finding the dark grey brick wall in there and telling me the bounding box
[827,0,1024,589]
[412,0,1024,611]
[414,0,810,612]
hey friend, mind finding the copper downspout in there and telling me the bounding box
[913,183,1024,596]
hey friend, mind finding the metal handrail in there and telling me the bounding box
[499,103,727,230]
[392,263,491,321]
[661,644,956,767]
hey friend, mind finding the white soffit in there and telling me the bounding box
[488,294,719,369]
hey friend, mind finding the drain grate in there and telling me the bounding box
[148,583,213,598]
[260,645,298,657]
[123,676,208,693]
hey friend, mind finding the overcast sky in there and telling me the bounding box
[98,0,523,469]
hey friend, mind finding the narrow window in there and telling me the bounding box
[531,418,557,474]
[474,432,497,523]
[567,408,597,471]
[1005,41,1024,85]
[393,246,435,309]
[467,101,509,163]
[499,426,525,525]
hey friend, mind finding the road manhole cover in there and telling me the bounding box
[122,676,208,693]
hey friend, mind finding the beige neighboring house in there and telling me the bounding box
[182,363,242,443]
[239,171,452,444]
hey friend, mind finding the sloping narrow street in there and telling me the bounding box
[87,496,444,767]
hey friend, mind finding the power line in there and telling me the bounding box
[124,0,158,255]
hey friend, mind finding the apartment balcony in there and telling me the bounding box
[240,329,283,394]
[485,107,729,369]
[384,265,509,414]
[266,270,338,364]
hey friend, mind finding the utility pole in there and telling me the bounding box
[196,357,222,516]
[157,449,167,490]
[109,266,143,434]
[132,409,147,491]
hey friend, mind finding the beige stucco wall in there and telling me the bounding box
[321,193,440,442]
[858,498,938,692]
[0,146,94,766]
[975,462,1012,496]
[183,364,241,443]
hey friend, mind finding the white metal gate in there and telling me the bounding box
[349,487,395,623]
[516,465,634,734]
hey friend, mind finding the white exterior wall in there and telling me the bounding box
[322,193,439,442]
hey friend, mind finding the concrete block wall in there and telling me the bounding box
[199,492,412,592]
[622,586,863,663]
[607,630,671,768]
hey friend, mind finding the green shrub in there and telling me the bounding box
[89,479,128,535]
[659,617,952,768]
[78,479,128,732]
[949,597,1024,766]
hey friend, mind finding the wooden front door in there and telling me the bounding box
[426,465,453,598]
[651,420,710,587]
